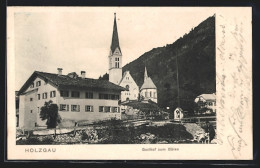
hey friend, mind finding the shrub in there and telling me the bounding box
[41,136,54,144]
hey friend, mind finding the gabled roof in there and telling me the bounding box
[110,13,121,54]
[118,71,129,85]
[18,71,126,95]
[195,93,216,102]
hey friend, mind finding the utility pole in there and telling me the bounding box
[176,54,180,107]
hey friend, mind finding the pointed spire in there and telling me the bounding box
[144,66,148,80]
[110,13,121,53]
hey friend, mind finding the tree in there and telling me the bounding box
[40,100,61,129]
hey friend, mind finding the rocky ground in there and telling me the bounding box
[16,121,215,145]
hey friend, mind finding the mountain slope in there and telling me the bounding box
[122,15,216,112]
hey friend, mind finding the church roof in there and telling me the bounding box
[18,71,126,95]
[140,77,157,90]
[140,67,157,90]
[110,13,121,54]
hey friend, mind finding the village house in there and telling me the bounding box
[194,93,216,114]
[17,69,126,129]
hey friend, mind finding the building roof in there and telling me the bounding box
[118,71,129,85]
[121,100,160,111]
[110,13,121,54]
[140,77,157,90]
[140,66,157,90]
[194,93,216,102]
[18,71,126,95]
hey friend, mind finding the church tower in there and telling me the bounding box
[109,13,122,85]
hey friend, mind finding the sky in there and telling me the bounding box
[12,7,216,91]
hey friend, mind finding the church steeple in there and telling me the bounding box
[110,13,121,54]
[108,13,122,85]
[144,66,148,80]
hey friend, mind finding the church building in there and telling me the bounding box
[108,13,157,103]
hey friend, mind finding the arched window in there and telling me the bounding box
[150,91,152,97]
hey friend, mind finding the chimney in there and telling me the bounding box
[57,68,63,76]
[81,71,86,78]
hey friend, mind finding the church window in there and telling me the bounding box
[125,85,129,89]
[115,57,120,68]
[150,91,152,97]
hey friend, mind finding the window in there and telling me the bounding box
[30,110,33,113]
[60,104,69,111]
[115,62,118,68]
[71,105,80,112]
[145,92,148,97]
[154,92,157,98]
[36,81,41,87]
[42,92,47,99]
[30,83,34,88]
[111,94,115,100]
[50,91,56,98]
[60,90,69,97]
[115,57,120,68]
[150,91,152,97]
[99,106,104,112]
[71,91,80,98]
[104,106,111,113]
[115,95,119,100]
[30,98,33,101]
[99,94,119,100]
[37,94,41,100]
[112,107,119,113]
[85,92,93,99]
[85,105,93,112]
[125,85,129,90]
[104,94,109,99]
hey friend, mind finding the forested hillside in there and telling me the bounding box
[102,15,216,113]
[123,15,215,112]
